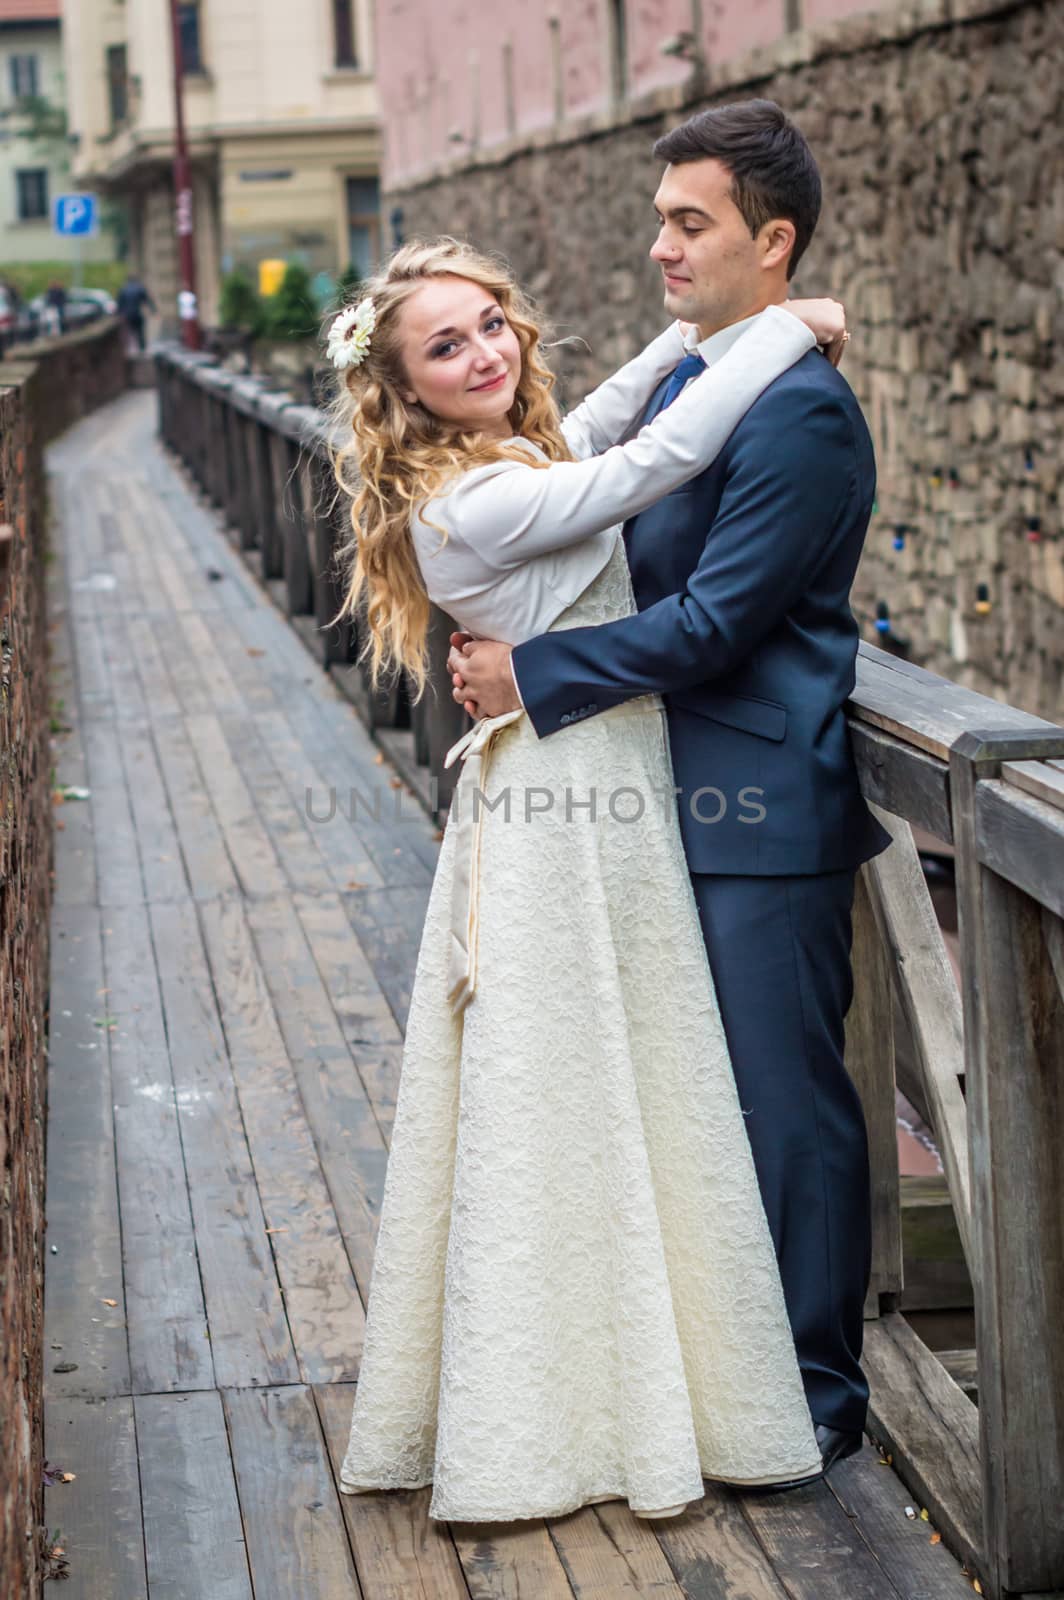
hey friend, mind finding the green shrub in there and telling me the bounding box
[264,261,320,342]
[219,268,265,336]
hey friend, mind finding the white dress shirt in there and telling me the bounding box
[409,304,815,657]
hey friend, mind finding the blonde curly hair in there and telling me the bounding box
[330,237,573,698]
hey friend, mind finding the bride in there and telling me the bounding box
[328,236,844,1523]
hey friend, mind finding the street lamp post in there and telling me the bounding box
[168,0,201,349]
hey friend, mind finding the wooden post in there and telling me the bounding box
[950,727,1064,1600]
[845,863,903,1317]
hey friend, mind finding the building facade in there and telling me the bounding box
[0,0,112,267]
[63,0,381,328]
[376,0,1063,721]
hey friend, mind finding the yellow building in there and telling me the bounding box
[0,0,112,269]
[63,0,380,330]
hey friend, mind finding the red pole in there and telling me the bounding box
[168,0,201,349]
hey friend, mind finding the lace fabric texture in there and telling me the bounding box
[340,540,822,1521]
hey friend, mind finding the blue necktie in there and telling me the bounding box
[644,350,706,423]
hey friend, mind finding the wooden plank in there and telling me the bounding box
[224,1384,363,1597]
[649,1484,791,1600]
[103,903,213,1394]
[217,709,350,898]
[83,719,144,907]
[845,866,903,1316]
[828,1441,979,1598]
[975,777,1064,919]
[342,883,434,1034]
[149,897,300,1388]
[863,805,972,1271]
[738,1476,904,1600]
[125,613,184,718]
[315,1383,471,1600]
[96,610,148,722]
[44,1396,147,1599]
[452,1520,576,1600]
[44,904,130,1402]
[546,1500,689,1598]
[152,712,240,901]
[935,1350,978,1399]
[852,647,1057,763]
[951,730,1064,1597]
[182,711,288,899]
[117,718,189,905]
[251,705,386,892]
[135,1390,253,1599]
[1002,755,1064,813]
[861,1312,982,1581]
[848,699,953,818]
[152,612,217,717]
[244,892,388,1298]
[198,893,365,1380]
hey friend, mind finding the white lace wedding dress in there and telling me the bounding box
[339,308,825,1521]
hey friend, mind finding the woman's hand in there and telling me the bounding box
[785,298,849,366]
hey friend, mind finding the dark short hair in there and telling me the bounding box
[653,99,821,279]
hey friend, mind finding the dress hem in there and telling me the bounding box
[338,1461,826,1523]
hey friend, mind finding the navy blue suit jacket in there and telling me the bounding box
[511,348,892,875]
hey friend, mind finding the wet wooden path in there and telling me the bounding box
[42,391,975,1598]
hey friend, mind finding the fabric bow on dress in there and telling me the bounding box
[443,708,526,1014]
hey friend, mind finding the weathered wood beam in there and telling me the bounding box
[951,727,1064,1600]
[846,867,903,1316]
[862,1311,982,1583]
[863,804,972,1272]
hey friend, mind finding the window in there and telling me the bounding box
[333,0,357,67]
[16,168,48,221]
[178,2,204,73]
[9,54,39,100]
[346,176,380,279]
[107,44,128,127]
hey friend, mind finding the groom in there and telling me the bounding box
[448,98,892,1484]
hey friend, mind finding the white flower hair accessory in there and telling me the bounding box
[327,296,376,371]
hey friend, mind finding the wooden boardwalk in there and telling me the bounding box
[42,390,976,1599]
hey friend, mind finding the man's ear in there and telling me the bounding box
[759,218,797,274]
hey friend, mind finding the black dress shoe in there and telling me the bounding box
[737,1423,864,1495]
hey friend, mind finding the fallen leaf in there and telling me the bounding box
[973,1582,983,1594]
[265,1227,288,1234]
[920,1508,929,1521]
[101,1298,117,1307]
[930,1532,941,1545]
[246,647,265,657]
[346,880,365,890]
[373,751,385,765]
[389,777,403,789]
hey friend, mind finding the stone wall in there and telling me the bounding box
[385,0,1064,720]
[0,319,126,1597]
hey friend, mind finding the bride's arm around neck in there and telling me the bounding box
[417,305,815,578]
[559,321,687,460]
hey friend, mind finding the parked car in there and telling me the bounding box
[27,286,116,334]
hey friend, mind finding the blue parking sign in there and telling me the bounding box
[54,194,98,236]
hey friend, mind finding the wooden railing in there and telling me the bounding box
[155,344,1064,1600]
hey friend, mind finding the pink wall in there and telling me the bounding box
[376,0,886,186]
